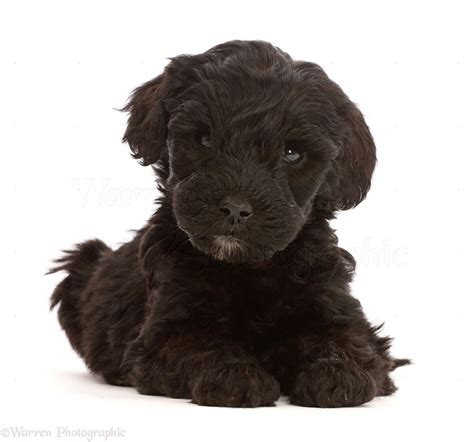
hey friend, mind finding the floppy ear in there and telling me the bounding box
[293,61,376,211]
[121,54,215,169]
[330,101,377,210]
[122,73,170,166]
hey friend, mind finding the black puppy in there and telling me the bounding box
[51,40,408,407]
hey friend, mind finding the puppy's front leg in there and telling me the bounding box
[289,337,378,407]
[127,332,279,407]
[123,288,280,407]
[288,287,390,408]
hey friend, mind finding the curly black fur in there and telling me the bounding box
[50,40,409,408]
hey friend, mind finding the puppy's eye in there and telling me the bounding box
[199,135,211,148]
[283,146,303,164]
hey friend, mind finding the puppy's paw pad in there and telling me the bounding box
[191,363,280,407]
[289,359,377,407]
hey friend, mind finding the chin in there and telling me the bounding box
[189,234,279,264]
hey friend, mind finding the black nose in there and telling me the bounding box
[219,196,253,224]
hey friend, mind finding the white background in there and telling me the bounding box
[1,1,473,441]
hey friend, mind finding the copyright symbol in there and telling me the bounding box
[0,428,9,437]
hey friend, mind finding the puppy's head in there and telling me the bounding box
[123,41,376,264]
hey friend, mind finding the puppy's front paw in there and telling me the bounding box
[191,363,280,407]
[289,359,377,407]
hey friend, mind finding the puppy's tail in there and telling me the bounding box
[48,239,111,356]
[391,358,412,370]
[48,239,111,309]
